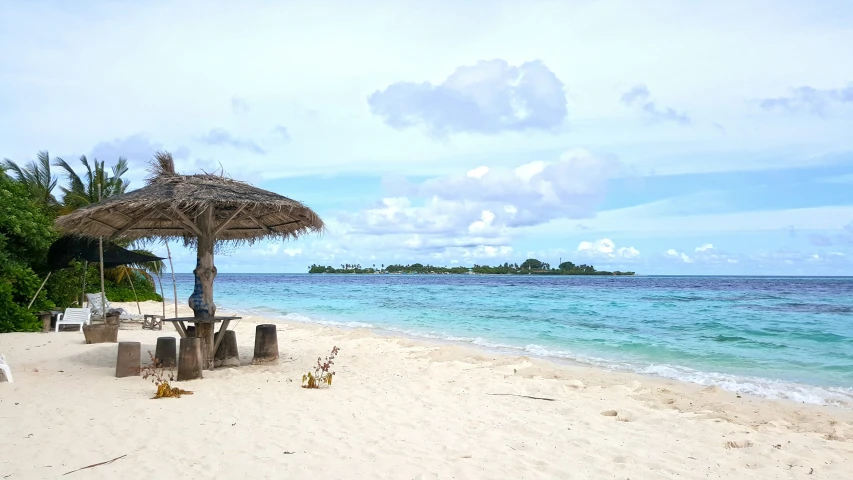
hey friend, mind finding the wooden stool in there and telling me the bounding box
[142,314,164,330]
[155,337,177,367]
[252,324,279,365]
[36,311,52,333]
[115,341,141,378]
[214,330,240,367]
[177,337,203,381]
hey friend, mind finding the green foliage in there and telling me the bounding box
[45,262,88,308]
[0,172,56,332]
[520,258,545,270]
[0,172,56,265]
[0,163,162,332]
[87,267,163,302]
[0,263,49,333]
[54,155,130,212]
[309,263,379,274]
[309,259,636,276]
[386,263,469,274]
[2,151,60,206]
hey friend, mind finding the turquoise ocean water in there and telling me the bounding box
[167,274,853,406]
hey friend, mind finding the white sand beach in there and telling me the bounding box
[1,300,852,479]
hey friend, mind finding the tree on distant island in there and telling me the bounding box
[308,258,634,276]
[520,258,543,270]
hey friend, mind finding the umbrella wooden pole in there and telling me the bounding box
[126,270,141,314]
[98,184,106,323]
[157,275,165,317]
[165,242,178,318]
[80,260,88,307]
[99,237,106,322]
[27,271,52,309]
[188,205,217,369]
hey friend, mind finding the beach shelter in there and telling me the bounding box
[27,236,164,310]
[46,235,165,270]
[54,153,324,368]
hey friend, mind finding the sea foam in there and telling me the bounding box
[241,306,853,407]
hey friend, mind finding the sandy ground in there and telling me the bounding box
[1,300,852,479]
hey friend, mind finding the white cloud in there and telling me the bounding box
[666,244,743,265]
[417,148,622,227]
[540,204,853,237]
[2,1,852,183]
[748,249,851,267]
[461,245,514,259]
[576,238,640,261]
[367,59,568,135]
[467,166,489,178]
[695,243,714,252]
[468,210,496,234]
[340,149,622,252]
[692,244,738,264]
[666,248,694,263]
[255,244,281,256]
[5,2,853,277]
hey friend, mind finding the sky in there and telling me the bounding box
[2,0,853,275]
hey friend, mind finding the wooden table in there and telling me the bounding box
[142,314,164,330]
[36,310,63,333]
[162,316,240,357]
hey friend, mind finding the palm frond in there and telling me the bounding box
[3,152,60,205]
[54,155,131,211]
[146,151,177,184]
[2,159,27,181]
[54,157,86,202]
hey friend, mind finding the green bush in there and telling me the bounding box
[0,265,48,332]
[83,267,163,303]
[0,174,56,332]
[1,162,163,333]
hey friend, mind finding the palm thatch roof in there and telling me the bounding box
[54,153,324,243]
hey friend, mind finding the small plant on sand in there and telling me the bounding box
[137,351,193,399]
[724,440,753,449]
[302,346,340,389]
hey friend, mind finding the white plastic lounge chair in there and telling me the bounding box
[55,307,91,332]
[86,293,143,321]
[0,354,12,383]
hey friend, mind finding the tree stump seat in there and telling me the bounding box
[115,341,141,378]
[214,330,240,367]
[252,324,279,365]
[155,336,177,367]
[177,337,203,381]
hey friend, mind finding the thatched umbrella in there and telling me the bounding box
[55,153,324,365]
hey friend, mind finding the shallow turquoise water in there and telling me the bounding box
[168,274,853,406]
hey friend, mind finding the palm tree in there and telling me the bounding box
[54,155,130,213]
[2,151,60,206]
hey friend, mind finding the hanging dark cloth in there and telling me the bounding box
[47,236,165,270]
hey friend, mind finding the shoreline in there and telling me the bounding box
[157,300,853,420]
[2,300,851,478]
[210,300,853,409]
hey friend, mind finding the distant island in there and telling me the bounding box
[308,258,635,276]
